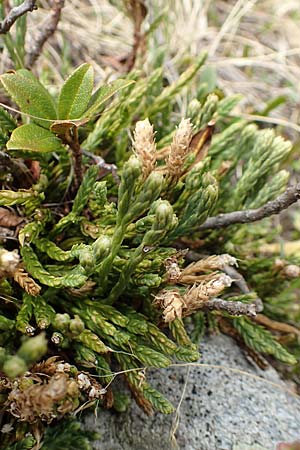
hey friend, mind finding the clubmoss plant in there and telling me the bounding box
[0,4,300,450]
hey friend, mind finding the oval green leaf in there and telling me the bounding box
[0,70,57,129]
[7,123,64,153]
[84,79,135,119]
[58,63,94,120]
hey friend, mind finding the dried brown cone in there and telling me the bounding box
[166,118,193,182]
[164,250,188,284]
[13,266,41,296]
[7,372,79,423]
[133,118,157,179]
[67,280,96,297]
[31,356,62,376]
[179,269,220,285]
[180,254,237,284]
[164,256,182,284]
[154,272,233,323]
[182,273,233,316]
[281,264,300,279]
[127,381,153,416]
[153,289,186,322]
[4,358,104,424]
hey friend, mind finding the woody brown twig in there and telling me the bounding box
[223,264,264,312]
[254,314,300,337]
[26,0,64,68]
[123,0,147,72]
[64,126,83,191]
[0,0,37,34]
[82,149,120,185]
[203,297,257,317]
[199,182,300,230]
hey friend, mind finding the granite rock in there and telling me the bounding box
[84,334,300,450]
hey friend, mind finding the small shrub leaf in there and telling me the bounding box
[0,70,57,128]
[58,63,94,120]
[7,124,64,153]
[84,79,135,119]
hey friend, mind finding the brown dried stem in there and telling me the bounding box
[126,381,153,416]
[199,182,300,230]
[254,314,300,337]
[0,0,37,34]
[26,0,64,68]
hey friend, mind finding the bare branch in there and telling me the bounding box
[0,0,37,34]
[26,0,64,68]
[82,149,120,185]
[223,264,250,293]
[223,264,264,312]
[199,182,300,230]
[204,297,257,317]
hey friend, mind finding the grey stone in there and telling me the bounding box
[84,334,300,450]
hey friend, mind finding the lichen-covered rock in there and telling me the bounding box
[85,335,300,450]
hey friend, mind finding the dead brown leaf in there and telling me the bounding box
[0,208,24,227]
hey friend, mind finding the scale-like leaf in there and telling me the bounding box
[0,70,57,128]
[0,106,17,132]
[7,124,64,153]
[58,63,94,120]
[84,79,135,119]
[0,130,8,147]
